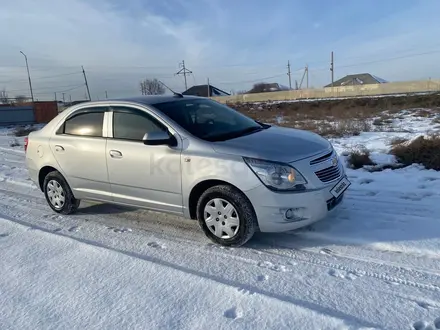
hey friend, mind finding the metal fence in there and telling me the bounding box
[0,105,35,125]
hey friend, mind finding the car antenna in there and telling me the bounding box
[158,80,183,98]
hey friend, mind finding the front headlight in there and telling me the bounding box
[243,157,307,191]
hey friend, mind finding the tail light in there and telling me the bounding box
[24,137,29,153]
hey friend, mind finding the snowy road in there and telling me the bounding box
[1,115,440,330]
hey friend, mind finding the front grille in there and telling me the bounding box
[314,164,341,183]
[310,151,333,165]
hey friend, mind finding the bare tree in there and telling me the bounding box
[140,78,165,95]
[14,95,27,105]
[0,89,8,104]
[248,83,269,93]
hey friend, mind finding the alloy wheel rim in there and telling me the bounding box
[204,198,240,239]
[47,180,65,210]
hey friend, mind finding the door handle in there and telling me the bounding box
[54,145,64,152]
[109,150,123,158]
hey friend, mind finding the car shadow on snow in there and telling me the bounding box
[77,202,138,215]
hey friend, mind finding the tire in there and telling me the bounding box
[196,184,257,247]
[43,170,80,215]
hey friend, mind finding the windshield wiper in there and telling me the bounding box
[236,126,264,136]
[207,126,263,142]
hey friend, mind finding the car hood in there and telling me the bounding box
[211,126,331,163]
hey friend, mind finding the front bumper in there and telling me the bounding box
[244,183,344,232]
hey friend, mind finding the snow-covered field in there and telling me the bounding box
[1,111,440,330]
[251,91,434,105]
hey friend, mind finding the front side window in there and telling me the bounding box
[152,99,267,141]
[112,107,166,141]
[62,110,105,137]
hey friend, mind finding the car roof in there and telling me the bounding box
[104,94,203,106]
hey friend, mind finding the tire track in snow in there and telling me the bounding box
[0,184,439,294]
[252,242,440,293]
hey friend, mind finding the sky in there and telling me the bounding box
[1,0,440,101]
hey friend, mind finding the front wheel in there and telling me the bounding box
[43,171,80,215]
[196,185,257,247]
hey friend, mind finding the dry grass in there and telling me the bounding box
[230,93,440,125]
[390,137,409,146]
[414,109,432,117]
[345,146,376,169]
[366,163,407,172]
[13,126,37,137]
[391,134,440,170]
[372,116,394,126]
[269,119,372,138]
[8,138,21,147]
[228,94,440,140]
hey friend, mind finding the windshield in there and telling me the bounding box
[152,98,267,141]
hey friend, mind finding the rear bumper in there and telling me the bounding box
[244,184,344,232]
[25,157,39,188]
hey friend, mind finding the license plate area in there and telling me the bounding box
[330,176,351,198]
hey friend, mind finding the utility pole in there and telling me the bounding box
[82,66,91,101]
[207,78,210,97]
[19,51,34,103]
[69,95,72,104]
[62,93,65,103]
[175,60,192,91]
[330,51,334,87]
[287,60,292,90]
[54,92,57,101]
[306,64,309,89]
[105,91,108,99]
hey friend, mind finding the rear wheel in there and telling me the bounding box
[196,185,257,247]
[43,171,80,215]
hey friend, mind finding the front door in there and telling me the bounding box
[106,106,183,215]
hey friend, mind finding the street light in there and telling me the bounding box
[19,51,34,103]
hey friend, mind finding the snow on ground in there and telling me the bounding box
[1,111,440,330]
[331,110,439,165]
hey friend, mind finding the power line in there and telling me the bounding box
[308,48,440,73]
[7,83,85,93]
[34,84,85,96]
[218,73,286,85]
[0,71,82,84]
[57,84,85,93]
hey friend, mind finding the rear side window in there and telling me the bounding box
[112,108,166,141]
[63,112,104,137]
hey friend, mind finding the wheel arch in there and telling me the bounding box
[188,179,255,220]
[38,165,61,191]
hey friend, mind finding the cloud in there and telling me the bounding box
[0,0,440,100]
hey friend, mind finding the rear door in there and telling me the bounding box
[49,106,111,201]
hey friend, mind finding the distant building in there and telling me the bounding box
[182,84,230,97]
[325,73,388,87]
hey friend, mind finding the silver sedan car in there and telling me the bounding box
[25,95,350,246]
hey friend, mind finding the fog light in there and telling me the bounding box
[283,208,305,222]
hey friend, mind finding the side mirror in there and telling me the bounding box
[142,131,176,146]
